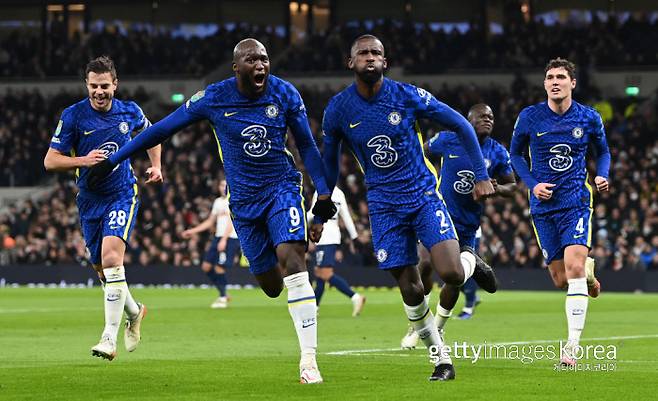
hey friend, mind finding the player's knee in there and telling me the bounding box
[419,260,432,278]
[439,266,464,286]
[200,262,212,272]
[564,260,585,278]
[101,250,123,267]
[215,266,226,274]
[399,281,425,305]
[549,269,568,289]
[261,283,283,298]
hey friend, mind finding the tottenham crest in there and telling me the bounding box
[572,127,583,139]
[388,111,401,125]
[266,104,279,118]
[119,122,129,134]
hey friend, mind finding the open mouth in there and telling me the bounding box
[365,64,376,71]
[253,73,266,87]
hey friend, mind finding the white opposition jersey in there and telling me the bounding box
[308,187,358,246]
[211,197,238,239]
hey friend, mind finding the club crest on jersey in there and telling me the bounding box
[388,111,401,125]
[484,159,491,169]
[376,249,388,263]
[265,104,279,119]
[119,122,130,134]
[572,127,583,139]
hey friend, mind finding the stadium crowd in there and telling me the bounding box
[1,80,657,271]
[272,15,658,73]
[0,23,286,78]
[1,14,658,78]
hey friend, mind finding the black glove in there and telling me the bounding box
[312,197,337,222]
[87,159,114,190]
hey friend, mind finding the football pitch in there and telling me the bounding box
[1,287,656,401]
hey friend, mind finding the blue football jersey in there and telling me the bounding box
[182,75,309,203]
[49,98,149,196]
[428,132,512,231]
[322,78,487,212]
[510,101,609,215]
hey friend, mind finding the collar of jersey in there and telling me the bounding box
[543,100,576,118]
[351,77,389,104]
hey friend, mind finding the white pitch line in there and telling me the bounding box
[325,334,658,356]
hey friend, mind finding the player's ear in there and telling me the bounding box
[570,78,576,89]
[232,62,238,73]
[383,57,388,70]
[347,57,354,70]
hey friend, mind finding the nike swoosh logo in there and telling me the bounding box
[448,154,459,159]
[574,234,584,239]
[83,130,96,136]
[440,228,451,234]
[536,131,549,137]
[349,122,361,128]
[289,227,301,233]
[302,322,316,328]
[224,111,238,117]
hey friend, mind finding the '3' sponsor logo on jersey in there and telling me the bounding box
[241,125,271,157]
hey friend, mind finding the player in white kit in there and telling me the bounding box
[308,187,366,316]
[182,180,241,308]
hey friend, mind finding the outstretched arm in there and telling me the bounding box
[88,106,202,189]
[181,213,217,238]
[109,106,199,166]
[288,112,331,196]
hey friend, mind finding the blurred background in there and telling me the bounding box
[0,0,656,291]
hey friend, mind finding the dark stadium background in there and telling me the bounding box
[0,0,656,291]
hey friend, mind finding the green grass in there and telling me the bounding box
[1,287,657,401]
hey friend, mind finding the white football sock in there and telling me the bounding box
[404,299,451,365]
[460,251,476,284]
[284,272,318,363]
[124,287,140,318]
[566,277,589,344]
[436,304,452,331]
[462,306,474,314]
[101,266,128,343]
